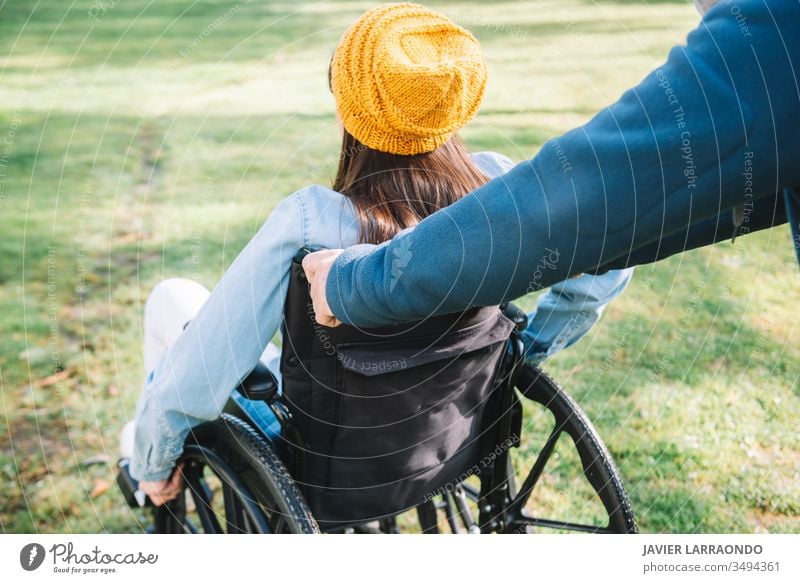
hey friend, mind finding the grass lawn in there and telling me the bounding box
[0,0,798,533]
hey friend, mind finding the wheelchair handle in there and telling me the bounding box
[292,246,313,267]
[501,302,528,331]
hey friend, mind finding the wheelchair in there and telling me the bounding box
[117,250,637,534]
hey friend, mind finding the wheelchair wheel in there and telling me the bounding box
[502,365,636,533]
[426,366,637,534]
[152,413,319,534]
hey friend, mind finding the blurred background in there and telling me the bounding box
[0,0,797,533]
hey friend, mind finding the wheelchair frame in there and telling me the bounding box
[119,302,638,534]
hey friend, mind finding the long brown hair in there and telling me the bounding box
[333,129,489,244]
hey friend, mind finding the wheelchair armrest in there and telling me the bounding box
[236,362,279,403]
[501,302,528,331]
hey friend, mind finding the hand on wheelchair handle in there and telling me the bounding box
[139,462,185,506]
[302,249,343,327]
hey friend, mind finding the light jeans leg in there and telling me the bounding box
[143,278,211,373]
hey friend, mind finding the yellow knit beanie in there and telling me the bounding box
[330,3,487,155]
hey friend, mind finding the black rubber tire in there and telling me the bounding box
[153,413,319,534]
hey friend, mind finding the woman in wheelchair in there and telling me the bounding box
[119,2,636,533]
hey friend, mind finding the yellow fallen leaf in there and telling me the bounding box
[39,370,71,387]
[90,479,111,498]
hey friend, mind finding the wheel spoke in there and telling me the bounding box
[442,494,461,534]
[509,428,562,515]
[461,482,480,501]
[222,482,246,533]
[511,515,613,534]
[240,510,254,533]
[453,485,479,533]
[155,502,188,534]
[182,517,199,534]
[184,466,224,533]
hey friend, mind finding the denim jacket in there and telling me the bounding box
[129,151,633,482]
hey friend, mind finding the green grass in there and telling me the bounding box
[0,0,798,534]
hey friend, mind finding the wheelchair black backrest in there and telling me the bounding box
[278,250,515,527]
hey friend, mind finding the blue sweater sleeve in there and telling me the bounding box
[327,0,800,327]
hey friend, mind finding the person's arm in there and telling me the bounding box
[522,268,634,366]
[129,195,304,483]
[590,190,788,272]
[320,0,800,328]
